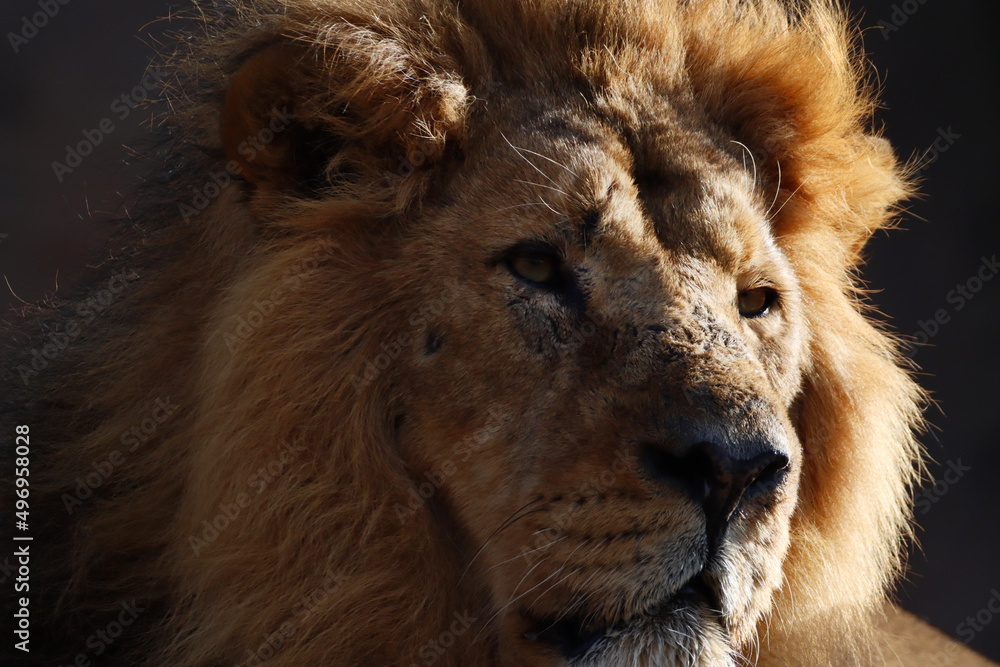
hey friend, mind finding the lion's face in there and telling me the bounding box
[393,91,806,665]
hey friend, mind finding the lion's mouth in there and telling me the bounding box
[521,574,719,662]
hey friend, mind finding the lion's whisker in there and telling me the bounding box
[730,140,758,190]
[502,132,566,191]
[474,553,558,642]
[535,197,565,217]
[548,559,604,624]
[765,158,783,218]
[520,539,593,611]
[603,44,627,74]
[485,538,592,633]
[514,179,571,198]
[468,201,561,226]
[459,498,546,584]
[501,132,580,178]
[767,178,807,222]
[506,553,553,609]
[482,536,570,574]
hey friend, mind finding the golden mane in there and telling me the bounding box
[3,1,931,665]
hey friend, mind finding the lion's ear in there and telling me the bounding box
[844,134,912,253]
[221,43,312,191]
[220,32,469,203]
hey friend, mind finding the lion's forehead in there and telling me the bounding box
[466,91,783,279]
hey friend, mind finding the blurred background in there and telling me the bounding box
[1,0,997,660]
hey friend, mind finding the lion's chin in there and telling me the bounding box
[517,578,738,667]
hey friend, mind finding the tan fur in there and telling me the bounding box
[878,607,997,667]
[3,0,988,665]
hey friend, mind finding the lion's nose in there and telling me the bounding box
[640,439,789,543]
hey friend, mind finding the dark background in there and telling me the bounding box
[1,0,997,660]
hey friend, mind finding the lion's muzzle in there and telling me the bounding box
[639,429,791,549]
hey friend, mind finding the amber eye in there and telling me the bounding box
[738,286,777,318]
[507,250,562,287]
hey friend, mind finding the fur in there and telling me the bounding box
[2,1,928,665]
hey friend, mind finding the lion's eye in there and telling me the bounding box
[507,250,563,288]
[738,286,777,318]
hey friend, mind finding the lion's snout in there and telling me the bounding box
[639,435,790,545]
[619,308,798,544]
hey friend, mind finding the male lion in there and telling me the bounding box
[2,0,995,666]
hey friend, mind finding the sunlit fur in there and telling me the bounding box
[4,1,924,666]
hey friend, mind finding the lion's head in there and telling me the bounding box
[9,1,924,666]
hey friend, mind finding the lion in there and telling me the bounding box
[2,0,995,665]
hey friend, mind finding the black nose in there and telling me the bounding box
[640,438,789,541]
